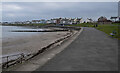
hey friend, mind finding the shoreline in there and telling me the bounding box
[2,31,69,56]
[3,27,82,71]
[2,25,79,57]
[2,26,81,70]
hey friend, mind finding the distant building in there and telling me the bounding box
[56,18,61,24]
[32,20,36,23]
[55,17,84,25]
[86,18,93,23]
[73,18,84,24]
[98,16,112,24]
[60,18,69,24]
[68,18,76,24]
[110,17,118,22]
[40,19,46,24]
[80,18,84,23]
[98,16,107,22]
[2,22,8,25]
[46,20,51,24]
[24,21,31,24]
[51,19,57,24]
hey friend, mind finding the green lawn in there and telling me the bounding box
[65,23,94,27]
[95,23,120,40]
[66,23,120,40]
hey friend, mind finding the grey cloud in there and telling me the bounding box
[2,2,118,22]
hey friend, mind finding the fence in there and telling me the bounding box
[2,53,25,68]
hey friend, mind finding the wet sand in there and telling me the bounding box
[2,32,69,56]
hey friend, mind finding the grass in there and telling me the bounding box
[65,23,120,40]
[95,23,120,40]
[65,23,94,27]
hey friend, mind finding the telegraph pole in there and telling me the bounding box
[118,1,120,21]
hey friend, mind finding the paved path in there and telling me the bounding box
[36,27,118,71]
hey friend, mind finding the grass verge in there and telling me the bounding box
[95,23,120,40]
[66,23,120,40]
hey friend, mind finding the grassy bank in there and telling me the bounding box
[95,23,120,40]
[66,23,120,39]
[65,23,94,27]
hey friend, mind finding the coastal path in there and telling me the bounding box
[36,27,118,71]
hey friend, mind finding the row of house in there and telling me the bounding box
[55,18,83,24]
[31,16,118,25]
[48,18,93,24]
[3,16,119,25]
[2,18,94,25]
[30,18,93,24]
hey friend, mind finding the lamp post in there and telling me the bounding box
[118,1,120,21]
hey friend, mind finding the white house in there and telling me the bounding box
[79,18,84,23]
[60,18,69,24]
[73,18,84,24]
[46,20,52,24]
[51,19,57,24]
[24,21,31,24]
[86,18,93,23]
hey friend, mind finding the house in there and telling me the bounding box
[40,19,46,24]
[52,17,84,25]
[68,18,74,24]
[79,18,84,23]
[60,18,69,24]
[25,21,31,24]
[32,20,44,24]
[73,18,77,24]
[46,20,52,24]
[51,19,57,24]
[110,17,118,22]
[77,18,84,24]
[98,16,112,24]
[86,18,93,23]
[14,22,23,24]
[73,18,84,24]
[56,18,61,24]
[2,22,8,25]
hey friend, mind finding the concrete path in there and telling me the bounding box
[36,27,118,71]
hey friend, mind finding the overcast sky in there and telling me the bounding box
[2,0,119,2]
[2,2,118,22]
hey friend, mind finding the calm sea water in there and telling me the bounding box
[0,26,43,62]
[2,26,43,40]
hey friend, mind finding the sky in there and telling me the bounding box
[1,0,119,2]
[2,2,118,22]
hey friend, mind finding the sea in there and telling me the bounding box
[2,26,43,40]
[0,26,44,63]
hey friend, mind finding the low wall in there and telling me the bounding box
[2,26,81,69]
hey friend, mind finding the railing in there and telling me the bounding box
[1,52,37,69]
[2,53,26,68]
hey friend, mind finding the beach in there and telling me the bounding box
[2,29,69,56]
